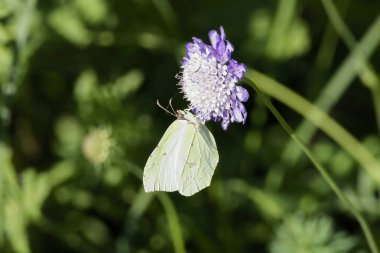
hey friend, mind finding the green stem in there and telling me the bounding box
[244,76,379,253]
[274,13,380,182]
[1,0,38,141]
[266,0,297,57]
[37,217,100,253]
[320,0,380,132]
[157,193,186,253]
[121,159,187,253]
[372,88,380,132]
[247,70,380,184]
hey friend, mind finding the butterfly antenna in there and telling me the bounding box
[157,100,176,117]
[168,98,177,114]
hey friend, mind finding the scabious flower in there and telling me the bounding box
[177,26,248,129]
[82,128,112,166]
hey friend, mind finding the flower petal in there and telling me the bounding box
[181,57,189,65]
[216,40,226,56]
[237,101,247,124]
[236,86,249,102]
[208,30,220,48]
[219,26,226,40]
[222,109,229,119]
[192,37,204,47]
[223,49,232,62]
[186,42,194,50]
[233,107,244,123]
[222,119,229,130]
[228,60,247,79]
[226,40,234,53]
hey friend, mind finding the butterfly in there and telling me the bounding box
[143,108,219,196]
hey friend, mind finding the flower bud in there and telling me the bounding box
[82,128,111,165]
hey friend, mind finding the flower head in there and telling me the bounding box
[82,128,112,166]
[177,26,248,129]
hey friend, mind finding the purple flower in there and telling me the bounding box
[177,26,248,129]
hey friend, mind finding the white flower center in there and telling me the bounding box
[179,48,236,118]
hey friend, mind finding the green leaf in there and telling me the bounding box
[74,0,108,25]
[246,5,310,60]
[21,169,49,220]
[0,45,13,83]
[111,69,145,99]
[270,214,357,253]
[0,0,14,18]
[54,116,84,157]
[48,7,92,46]
[4,200,30,253]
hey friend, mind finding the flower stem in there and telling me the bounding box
[243,76,379,253]
[120,159,187,253]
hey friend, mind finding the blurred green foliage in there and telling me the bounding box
[1,0,380,252]
[270,214,357,253]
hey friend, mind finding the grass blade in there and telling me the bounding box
[244,75,379,253]
[320,0,380,130]
[274,13,380,185]
[246,69,380,184]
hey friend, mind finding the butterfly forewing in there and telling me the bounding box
[143,118,194,193]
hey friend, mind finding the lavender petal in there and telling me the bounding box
[228,61,247,79]
[222,119,229,130]
[208,30,220,48]
[233,107,244,123]
[219,26,226,40]
[226,40,234,53]
[236,86,249,102]
[216,40,226,57]
[237,101,247,124]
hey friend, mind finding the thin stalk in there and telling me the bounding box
[372,88,380,132]
[308,0,349,92]
[266,0,297,57]
[120,159,187,253]
[151,0,178,34]
[320,0,380,131]
[1,0,37,141]
[247,69,380,184]
[37,217,100,253]
[276,13,380,182]
[157,193,186,253]
[244,76,379,253]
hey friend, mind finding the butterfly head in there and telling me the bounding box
[177,110,200,127]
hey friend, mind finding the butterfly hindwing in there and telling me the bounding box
[179,121,219,196]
